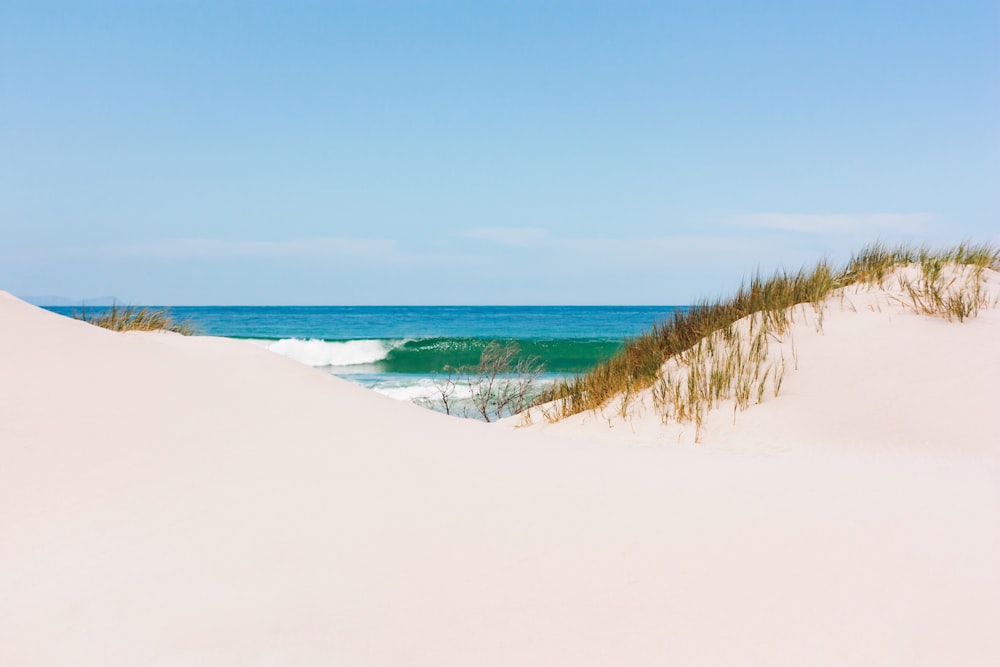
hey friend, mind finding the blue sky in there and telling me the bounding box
[2,0,997,304]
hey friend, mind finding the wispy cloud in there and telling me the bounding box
[732,213,936,235]
[457,227,782,268]
[555,235,766,259]
[459,227,551,247]
[1,231,868,304]
[100,237,398,260]
[11,237,399,262]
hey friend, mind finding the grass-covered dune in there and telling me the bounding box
[534,242,1000,427]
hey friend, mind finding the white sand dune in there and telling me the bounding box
[2,284,998,666]
[515,268,1000,456]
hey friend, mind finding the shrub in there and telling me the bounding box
[432,341,545,422]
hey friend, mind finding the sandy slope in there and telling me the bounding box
[1,288,998,666]
[514,268,1000,456]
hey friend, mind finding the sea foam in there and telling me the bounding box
[251,338,399,367]
[372,379,477,402]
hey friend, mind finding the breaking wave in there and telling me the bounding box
[250,336,622,374]
[250,338,400,367]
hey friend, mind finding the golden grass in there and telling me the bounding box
[533,241,999,431]
[895,260,992,322]
[76,304,196,335]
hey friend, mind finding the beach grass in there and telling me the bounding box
[76,303,196,335]
[534,241,999,429]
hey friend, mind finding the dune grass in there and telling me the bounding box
[534,241,999,428]
[894,254,994,323]
[840,240,998,287]
[641,310,791,440]
[75,303,196,335]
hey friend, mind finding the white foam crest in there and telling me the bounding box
[372,379,477,402]
[251,338,397,367]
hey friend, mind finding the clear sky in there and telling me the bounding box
[2,0,997,305]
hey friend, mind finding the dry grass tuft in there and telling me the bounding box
[76,304,196,335]
[895,261,992,323]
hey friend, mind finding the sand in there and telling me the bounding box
[2,279,999,666]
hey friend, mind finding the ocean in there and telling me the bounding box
[46,305,685,417]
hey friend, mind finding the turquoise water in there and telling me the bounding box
[46,305,684,413]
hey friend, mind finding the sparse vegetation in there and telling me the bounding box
[533,241,999,433]
[431,341,545,422]
[841,240,998,287]
[75,303,196,335]
[625,310,793,440]
[895,259,992,322]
